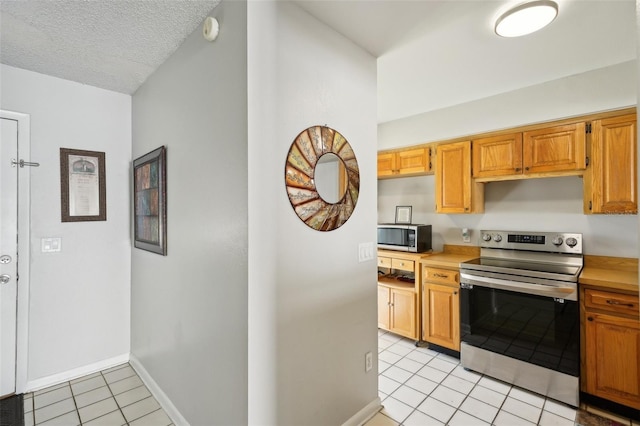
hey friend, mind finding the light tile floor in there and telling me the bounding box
[369,330,639,426]
[23,363,173,426]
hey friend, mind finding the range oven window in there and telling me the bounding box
[460,286,579,377]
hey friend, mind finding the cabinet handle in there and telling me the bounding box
[515,167,521,172]
[587,317,594,321]
[606,299,635,308]
[525,167,530,171]
[453,291,458,295]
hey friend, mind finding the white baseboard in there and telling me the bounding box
[129,354,189,426]
[25,353,130,392]
[342,397,382,426]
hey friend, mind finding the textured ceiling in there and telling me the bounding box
[0,0,220,94]
[0,1,636,123]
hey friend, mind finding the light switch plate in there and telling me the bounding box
[358,242,375,262]
[41,238,62,253]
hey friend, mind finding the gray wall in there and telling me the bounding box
[247,2,379,424]
[1,65,131,387]
[378,61,638,258]
[131,2,248,424]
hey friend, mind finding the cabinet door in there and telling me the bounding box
[423,283,460,350]
[397,148,430,176]
[389,288,416,339]
[523,123,586,174]
[377,152,396,178]
[378,286,390,330]
[587,114,637,214]
[436,141,483,213]
[584,312,640,409]
[472,133,523,178]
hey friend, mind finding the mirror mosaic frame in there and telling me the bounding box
[285,125,360,231]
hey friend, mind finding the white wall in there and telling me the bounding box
[379,61,636,150]
[379,176,637,257]
[248,2,379,425]
[378,61,638,258]
[130,2,248,425]
[0,65,131,385]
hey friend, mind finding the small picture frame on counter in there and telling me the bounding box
[395,205,412,224]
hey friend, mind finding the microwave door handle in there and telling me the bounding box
[459,273,576,299]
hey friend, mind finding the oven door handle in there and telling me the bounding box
[460,272,577,300]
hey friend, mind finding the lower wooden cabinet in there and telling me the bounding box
[422,266,460,351]
[581,287,640,410]
[377,250,426,341]
[378,285,416,339]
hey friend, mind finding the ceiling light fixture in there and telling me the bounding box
[495,0,558,37]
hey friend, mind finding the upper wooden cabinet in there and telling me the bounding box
[435,141,484,214]
[472,123,586,180]
[523,123,586,173]
[584,113,637,214]
[472,133,523,178]
[378,146,432,178]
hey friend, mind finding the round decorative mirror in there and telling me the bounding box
[285,125,360,231]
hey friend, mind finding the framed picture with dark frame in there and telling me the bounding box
[60,148,107,222]
[133,146,167,255]
[395,205,412,224]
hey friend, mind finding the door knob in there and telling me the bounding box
[0,274,11,284]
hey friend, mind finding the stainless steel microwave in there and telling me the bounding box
[377,224,432,253]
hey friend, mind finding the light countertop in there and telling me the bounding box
[579,267,639,294]
[420,252,480,270]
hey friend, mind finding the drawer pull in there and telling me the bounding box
[606,299,635,308]
[433,273,449,278]
[587,317,594,321]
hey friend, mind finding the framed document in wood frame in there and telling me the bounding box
[60,148,107,222]
[133,146,167,255]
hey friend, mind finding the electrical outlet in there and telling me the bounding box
[365,351,373,372]
[462,228,471,243]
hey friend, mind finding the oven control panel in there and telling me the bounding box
[479,230,582,254]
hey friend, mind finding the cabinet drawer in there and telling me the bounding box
[424,267,459,286]
[378,257,392,268]
[392,258,414,272]
[585,289,639,317]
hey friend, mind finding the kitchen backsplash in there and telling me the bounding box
[378,175,638,258]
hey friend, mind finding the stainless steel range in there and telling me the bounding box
[459,230,583,407]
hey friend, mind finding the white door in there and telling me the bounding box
[0,117,19,397]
